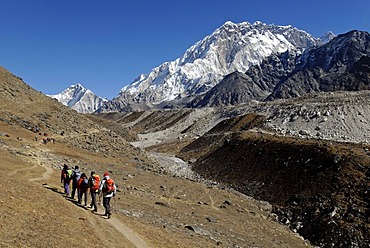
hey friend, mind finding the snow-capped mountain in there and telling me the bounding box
[99,21,320,112]
[319,31,336,44]
[189,30,370,107]
[48,84,107,113]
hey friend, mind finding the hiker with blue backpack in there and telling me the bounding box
[99,172,116,219]
[70,165,82,200]
[61,164,73,197]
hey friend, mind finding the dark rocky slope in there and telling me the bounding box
[192,50,300,107]
[268,30,370,99]
[178,116,370,247]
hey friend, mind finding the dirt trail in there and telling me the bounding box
[107,218,149,248]
[29,165,53,182]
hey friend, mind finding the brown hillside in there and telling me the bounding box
[0,66,150,164]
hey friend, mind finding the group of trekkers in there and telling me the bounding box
[61,164,117,219]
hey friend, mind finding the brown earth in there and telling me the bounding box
[0,66,312,247]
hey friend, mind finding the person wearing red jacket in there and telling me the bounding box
[77,173,89,206]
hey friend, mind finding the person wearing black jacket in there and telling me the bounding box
[70,165,81,200]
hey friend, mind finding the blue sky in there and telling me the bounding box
[1,0,369,99]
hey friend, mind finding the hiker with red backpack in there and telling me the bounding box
[88,171,100,212]
[77,173,89,207]
[99,172,116,219]
[61,164,73,197]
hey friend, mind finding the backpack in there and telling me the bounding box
[104,178,115,193]
[78,177,89,191]
[91,174,100,191]
[72,170,81,183]
[64,169,73,181]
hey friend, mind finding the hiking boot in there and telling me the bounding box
[108,213,112,219]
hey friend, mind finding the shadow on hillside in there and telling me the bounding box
[43,184,65,195]
[43,184,106,213]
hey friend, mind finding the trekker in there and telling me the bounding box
[70,165,82,200]
[99,172,116,219]
[61,164,73,197]
[88,171,100,212]
[77,173,89,206]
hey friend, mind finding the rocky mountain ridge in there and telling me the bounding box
[269,30,370,99]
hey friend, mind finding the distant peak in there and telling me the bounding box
[320,31,336,43]
[252,20,264,26]
[221,21,238,29]
[72,83,85,89]
[219,20,261,33]
[222,20,254,28]
[223,20,235,25]
[48,83,106,113]
[324,31,335,36]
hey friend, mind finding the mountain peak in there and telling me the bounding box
[72,83,85,89]
[319,31,336,43]
[48,84,107,113]
[253,20,263,25]
[222,20,238,26]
